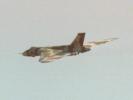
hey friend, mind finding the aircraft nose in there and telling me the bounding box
[22,51,27,56]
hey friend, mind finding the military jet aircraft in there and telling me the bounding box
[22,33,118,63]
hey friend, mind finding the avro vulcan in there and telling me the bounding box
[22,33,118,63]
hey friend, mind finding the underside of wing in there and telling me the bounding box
[39,55,64,63]
[39,48,66,63]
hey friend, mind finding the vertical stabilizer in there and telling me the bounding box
[70,32,85,47]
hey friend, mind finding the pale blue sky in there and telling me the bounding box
[0,0,133,100]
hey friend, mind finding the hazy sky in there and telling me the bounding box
[0,0,133,100]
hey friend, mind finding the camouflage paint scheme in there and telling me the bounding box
[22,33,118,63]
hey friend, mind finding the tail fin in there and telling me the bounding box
[70,32,85,47]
